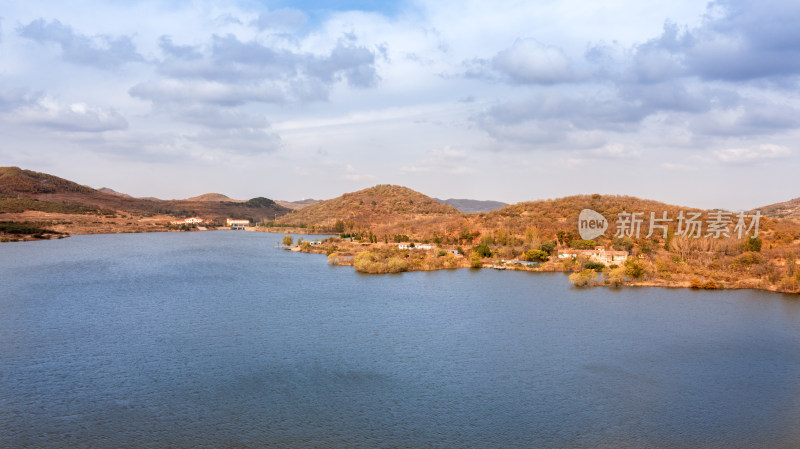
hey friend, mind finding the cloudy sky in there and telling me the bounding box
[1,0,798,209]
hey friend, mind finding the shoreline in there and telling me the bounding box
[280,239,799,295]
[3,223,797,295]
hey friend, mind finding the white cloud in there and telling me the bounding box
[15,96,128,132]
[400,146,475,175]
[190,127,281,155]
[660,162,698,171]
[250,8,307,31]
[491,39,576,84]
[341,163,375,182]
[2,0,799,207]
[590,144,641,159]
[17,18,144,69]
[129,79,288,106]
[713,144,791,164]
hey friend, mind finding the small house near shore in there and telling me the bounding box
[170,217,204,226]
[557,246,628,265]
[398,243,436,250]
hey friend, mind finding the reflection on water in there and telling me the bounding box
[2,231,799,448]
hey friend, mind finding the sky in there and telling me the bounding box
[1,0,798,210]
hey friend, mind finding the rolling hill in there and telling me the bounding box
[276,198,321,210]
[474,193,702,242]
[275,184,463,233]
[185,193,240,202]
[0,167,291,223]
[759,197,800,219]
[0,166,95,194]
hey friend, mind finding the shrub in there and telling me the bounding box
[786,252,796,277]
[624,258,647,280]
[539,240,556,254]
[282,235,293,246]
[354,250,409,273]
[444,253,459,268]
[584,261,606,271]
[569,269,597,287]
[386,257,408,273]
[733,252,762,266]
[526,249,549,262]
[472,243,492,258]
[607,266,627,286]
[613,237,635,251]
[570,239,597,249]
[469,251,483,268]
[744,237,762,252]
[0,221,59,235]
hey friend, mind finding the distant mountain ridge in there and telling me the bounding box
[276,199,321,210]
[4,165,798,230]
[759,197,800,218]
[98,187,133,199]
[0,167,291,222]
[436,198,506,213]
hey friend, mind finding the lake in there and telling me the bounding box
[2,231,799,448]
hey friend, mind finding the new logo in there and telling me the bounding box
[578,209,608,240]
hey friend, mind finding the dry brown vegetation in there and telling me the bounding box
[3,167,799,294]
[759,197,800,219]
[287,237,468,273]
[0,166,293,234]
[269,192,800,294]
[274,184,462,233]
[0,210,178,241]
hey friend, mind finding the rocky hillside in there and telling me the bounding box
[759,197,800,219]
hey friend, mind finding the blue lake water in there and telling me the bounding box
[1,231,800,448]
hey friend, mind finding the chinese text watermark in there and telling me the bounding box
[579,209,760,240]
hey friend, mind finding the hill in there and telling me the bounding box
[98,187,133,198]
[276,199,321,210]
[437,198,506,213]
[0,167,292,226]
[0,167,95,195]
[759,197,800,219]
[275,184,462,233]
[486,193,692,224]
[472,194,706,244]
[185,193,239,202]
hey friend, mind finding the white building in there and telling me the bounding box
[171,217,204,225]
[557,247,628,265]
[398,243,436,250]
[226,218,250,229]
